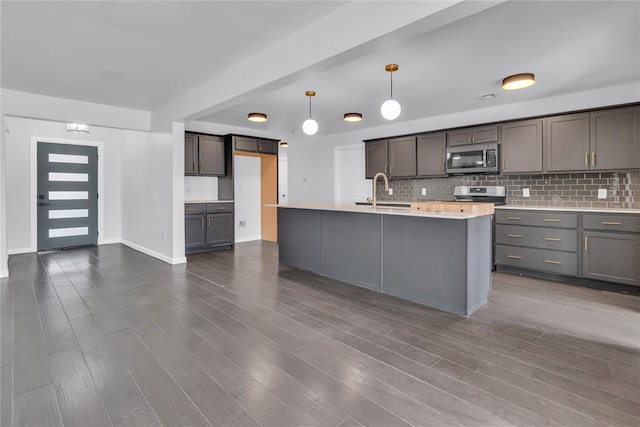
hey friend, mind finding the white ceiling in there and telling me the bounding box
[2,1,639,137]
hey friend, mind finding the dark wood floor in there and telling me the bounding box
[1,242,639,427]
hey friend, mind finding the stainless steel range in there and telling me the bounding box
[454,186,506,270]
[454,185,506,205]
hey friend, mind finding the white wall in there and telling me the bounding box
[0,5,7,277]
[287,82,640,203]
[4,116,124,253]
[234,155,261,242]
[184,176,218,202]
[120,122,185,264]
[2,89,151,132]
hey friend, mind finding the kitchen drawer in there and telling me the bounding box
[495,224,577,251]
[207,202,234,214]
[495,210,577,228]
[495,245,577,276]
[185,204,205,215]
[583,214,640,233]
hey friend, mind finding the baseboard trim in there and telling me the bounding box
[235,237,262,243]
[120,239,185,265]
[8,247,34,255]
[99,238,121,245]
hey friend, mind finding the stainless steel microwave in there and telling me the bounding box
[445,143,500,174]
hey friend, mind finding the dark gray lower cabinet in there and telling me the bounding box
[583,231,640,286]
[185,203,233,254]
[206,213,234,246]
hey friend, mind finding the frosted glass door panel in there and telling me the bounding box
[49,227,89,238]
[49,191,89,200]
[48,172,89,182]
[48,153,88,164]
[48,209,89,219]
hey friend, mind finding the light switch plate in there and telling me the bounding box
[388,188,393,195]
[598,188,607,199]
[523,188,530,197]
[421,188,427,196]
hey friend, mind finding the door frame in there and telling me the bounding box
[30,137,105,252]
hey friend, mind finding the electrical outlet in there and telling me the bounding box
[598,188,607,199]
[421,188,427,196]
[388,188,393,196]
[523,188,530,198]
[239,220,246,227]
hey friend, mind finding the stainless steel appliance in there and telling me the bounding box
[454,186,506,270]
[446,143,500,175]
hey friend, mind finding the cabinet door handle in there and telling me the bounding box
[200,217,204,228]
[544,218,561,222]
[507,217,521,220]
[208,217,211,228]
[543,237,561,241]
[584,152,589,167]
[502,158,506,170]
[507,255,522,259]
[591,152,596,167]
[543,260,561,265]
[584,235,588,251]
[199,162,203,171]
[192,162,195,171]
[506,234,522,238]
[601,221,622,226]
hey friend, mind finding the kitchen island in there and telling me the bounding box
[276,203,493,316]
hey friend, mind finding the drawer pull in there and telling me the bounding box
[506,255,522,259]
[216,207,225,211]
[544,218,561,222]
[506,217,521,220]
[600,221,622,226]
[507,234,522,238]
[185,208,197,212]
[543,237,561,241]
[543,260,561,265]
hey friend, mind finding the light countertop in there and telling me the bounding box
[270,203,484,220]
[185,200,234,204]
[496,205,640,214]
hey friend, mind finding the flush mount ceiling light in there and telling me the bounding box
[279,141,288,148]
[247,112,268,122]
[343,112,363,122]
[502,73,535,90]
[381,64,401,120]
[302,90,318,135]
[66,123,90,133]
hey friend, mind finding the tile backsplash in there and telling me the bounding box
[377,172,640,209]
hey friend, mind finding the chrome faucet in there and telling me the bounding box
[371,172,389,210]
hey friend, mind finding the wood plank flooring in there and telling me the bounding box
[1,242,639,426]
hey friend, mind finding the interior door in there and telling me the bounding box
[37,142,98,250]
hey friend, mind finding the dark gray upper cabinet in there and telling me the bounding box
[544,113,590,171]
[184,133,198,175]
[198,135,225,176]
[258,139,278,154]
[388,136,416,178]
[416,132,446,177]
[234,136,278,155]
[590,106,640,170]
[501,119,543,174]
[447,125,500,146]
[365,139,388,179]
[184,133,225,176]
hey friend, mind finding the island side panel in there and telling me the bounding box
[381,215,468,315]
[465,215,492,315]
[277,208,323,274]
[320,211,382,291]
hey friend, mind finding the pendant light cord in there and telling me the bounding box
[390,71,394,98]
[309,95,312,118]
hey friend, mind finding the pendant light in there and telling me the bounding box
[502,73,535,90]
[302,90,318,135]
[380,64,401,120]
